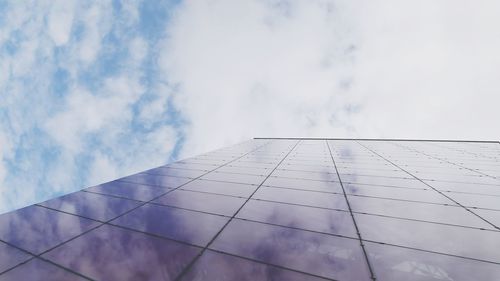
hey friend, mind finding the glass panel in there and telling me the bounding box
[446,192,500,210]
[43,225,200,281]
[348,195,491,229]
[178,159,228,166]
[181,179,257,198]
[216,166,271,176]
[166,162,218,171]
[271,170,339,182]
[200,172,266,185]
[210,219,371,280]
[153,189,246,216]
[85,180,171,201]
[111,203,228,246]
[39,191,141,221]
[418,174,498,185]
[263,177,343,193]
[366,241,500,281]
[143,167,206,178]
[229,161,278,169]
[120,173,191,188]
[253,186,348,210]
[355,213,500,263]
[277,164,334,172]
[0,242,31,273]
[0,206,99,254]
[237,200,356,237]
[474,209,500,229]
[340,174,427,189]
[337,167,409,178]
[181,250,328,281]
[426,181,500,196]
[344,183,453,204]
[0,258,86,281]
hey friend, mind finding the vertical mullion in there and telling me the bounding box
[326,140,377,281]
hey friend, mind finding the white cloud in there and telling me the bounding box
[44,76,144,153]
[0,132,12,186]
[0,0,178,214]
[77,2,113,64]
[128,37,148,65]
[47,0,76,46]
[160,0,500,159]
[88,152,118,185]
[160,0,359,156]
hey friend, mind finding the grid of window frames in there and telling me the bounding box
[0,138,499,280]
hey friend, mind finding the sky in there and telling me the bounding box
[1,0,499,214]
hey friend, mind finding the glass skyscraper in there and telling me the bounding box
[0,138,499,280]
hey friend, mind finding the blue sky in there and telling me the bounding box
[1,0,500,214]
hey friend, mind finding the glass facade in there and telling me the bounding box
[0,138,499,280]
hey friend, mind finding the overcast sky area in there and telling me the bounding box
[1,0,499,214]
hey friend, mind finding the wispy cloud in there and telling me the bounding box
[0,0,181,213]
[160,0,500,157]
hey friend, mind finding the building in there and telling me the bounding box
[0,138,499,280]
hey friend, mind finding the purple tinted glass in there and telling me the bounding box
[237,199,357,237]
[366,241,500,281]
[43,225,200,280]
[0,242,31,273]
[355,213,500,263]
[111,203,229,246]
[39,191,141,221]
[120,173,192,188]
[253,186,348,210]
[153,189,246,216]
[85,180,171,201]
[143,167,207,178]
[166,162,218,171]
[181,250,328,281]
[200,172,266,185]
[337,167,409,178]
[270,170,339,182]
[0,206,99,254]
[344,183,454,204]
[210,219,371,280]
[263,176,343,193]
[216,166,271,176]
[341,174,427,189]
[348,195,491,229]
[0,258,86,281]
[180,179,257,197]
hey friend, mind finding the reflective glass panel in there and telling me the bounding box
[181,250,328,281]
[0,206,99,254]
[366,241,500,281]
[43,225,200,280]
[237,199,356,237]
[85,180,171,201]
[0,242,31,273]
[39,191,141,221]
[253,186,348,210]
[211,219,371,280]
[111,203,228,246]
[153,189,246,216]
[200,172,266,185]
[180,179,257,198]
[0,258,86,281]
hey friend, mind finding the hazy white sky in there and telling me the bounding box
[0,0,499,213]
